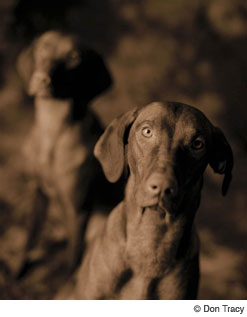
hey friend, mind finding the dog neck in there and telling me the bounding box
[32,96,96,171]
[34,96,90,124]
[35,97,72,127]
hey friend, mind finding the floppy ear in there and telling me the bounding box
[209,127,234,196]
[16,43,35,94]
[80,49,112,101]
[94,109,138,183]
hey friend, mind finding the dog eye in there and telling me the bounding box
[70,51,79,60]
[141,127,153,138]
[67,51,80,67]
[191,138,205,150]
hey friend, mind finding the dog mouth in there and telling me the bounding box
[138,190,179,216]
[140,192,180,216]
[141,202,168,217]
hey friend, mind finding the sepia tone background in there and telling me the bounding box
[0,0,246,299]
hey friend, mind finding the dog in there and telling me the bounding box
[56,101,233,299]
[17,30,112,273]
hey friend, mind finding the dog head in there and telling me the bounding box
[17,30,112,101]
[94,102,233,214]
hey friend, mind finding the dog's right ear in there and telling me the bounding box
[79,49,113,101]
[94,108,138,183]
[209,127,234,196]
[16,43,35,93]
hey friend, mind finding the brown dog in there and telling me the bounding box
[56,101,233,299]
[17,30,112,273]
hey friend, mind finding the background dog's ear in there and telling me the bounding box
[94,109,138,183]
[16,43,35,94]
[209,127,234,196]
[80,49,112,101]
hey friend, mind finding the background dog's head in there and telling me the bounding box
[17,30,112,102]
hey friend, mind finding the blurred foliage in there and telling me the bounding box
[0,0,246,299]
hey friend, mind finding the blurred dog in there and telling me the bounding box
[56,101,233,299]
[17,30,112,273]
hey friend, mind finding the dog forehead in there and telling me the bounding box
[36,32,77,58]
[136,102,171,122]
[175,104,213,137]
[135,102,211,130]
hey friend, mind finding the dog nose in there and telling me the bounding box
[34,72,51,85]
[146,173,163,195]
[164,185,176,198]
[29,71,51,95]
[146,173,177,198]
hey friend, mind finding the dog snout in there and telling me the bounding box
[146,173,178,199]
[146,174,163,196]
[29,71,51,95]
[32,71,51,86]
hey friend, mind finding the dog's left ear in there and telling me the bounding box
[94,108,138,183]
[209,127,234,196]
[16,43,35,93]
[80,49,112,101]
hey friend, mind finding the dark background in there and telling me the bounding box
[0,0,246,299]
